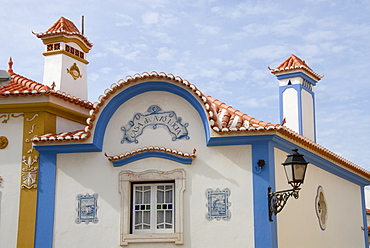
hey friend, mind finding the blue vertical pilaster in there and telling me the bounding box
[252,141,277,248]
[34,151,57,248]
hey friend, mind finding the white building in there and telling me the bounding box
[1,17,369,248]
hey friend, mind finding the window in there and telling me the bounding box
[132,182,174,233]
[119,169,185,246]
[315,186,327,230]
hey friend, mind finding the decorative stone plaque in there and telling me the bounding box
[121,105,189,144]
[0,136,8,149]
[67,63,82,80]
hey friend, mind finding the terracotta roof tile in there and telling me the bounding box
[0,58,93,109]
[34,17,93,48]
[269,54,323,81]
[31,71,370,180]
[105,147,197,161]
[45,17,80,33]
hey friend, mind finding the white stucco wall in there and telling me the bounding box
[53,90,254,247]
[0,114,23,248]
[43,42,88,100]
[274,148,365,248]
[56,116,86,133]
[282,88,299,133]
[301,89,315,141]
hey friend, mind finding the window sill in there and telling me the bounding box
[121,233,183,245]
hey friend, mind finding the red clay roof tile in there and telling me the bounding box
[269,54,323,81]
[34,17,93,48]
[0,58,93,109]
[31,71,370,180]
[45,17,80,33]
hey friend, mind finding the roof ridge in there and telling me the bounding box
[1,58,93,109]
[269,54,323,81]
[29,71,370,180]
[45,16,80,34]
[7,70,50,92]
[206,95,280,128]
[34,17,93,49]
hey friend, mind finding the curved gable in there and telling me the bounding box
[94,81,210,148]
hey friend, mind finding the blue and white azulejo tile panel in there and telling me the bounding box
[206,188,231,221]
[76,193,99,224]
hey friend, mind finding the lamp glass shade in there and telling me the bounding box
[283,163,294,183]
[282,149,309,188]
[293,163,307,182]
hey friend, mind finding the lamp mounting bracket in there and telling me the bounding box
[268,187,300,222]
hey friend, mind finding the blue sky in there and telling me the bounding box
[1,0,370,170]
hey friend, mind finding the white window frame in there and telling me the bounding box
[132,182,175,234]
[119,169,185,245]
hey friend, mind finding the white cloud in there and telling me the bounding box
[152,32,174,44]
[199,68,220,78]
[88,73,99,82]
[196,39,206,45]
[105,40,149,60]
[116,13,135,27]
[222,70,246,82]
[303,30,338,43]
[242,45,291,62]
[213,44,230,51]
[240,23,270,37]
[200,80,232,96]
[194,24,221,35]
[100,67,112,74]
[142,12,160,26]
[211,2,277,18]
[89,52,107,59]
[156,47,176,61]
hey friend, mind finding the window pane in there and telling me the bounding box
[157,210,164,229]
[165,210,173,225]
[157,186,164,203]
[135,211,142,229]
[135,188,142,204]
[144,189,151,204]
[143,211,150,227]
[165,186,173,203]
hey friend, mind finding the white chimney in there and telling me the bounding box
[270,54,323,142]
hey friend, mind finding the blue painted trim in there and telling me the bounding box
[276,72,318,86]
[207,134,275,146]
[270,135,370,186]
[33,81,211,247]
[208,133,370,186]
[34,143,101,153]
[93,81,210,149]
[34,152,57,248]
[361,187,369,246]
[34,81,210,155]
[252,141,277,248]
[111,151,194,167]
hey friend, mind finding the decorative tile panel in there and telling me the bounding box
[121,105,189,144]
[206,188,231,221]
[76,193,99,224]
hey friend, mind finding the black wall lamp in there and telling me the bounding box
[268,149,309,221]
